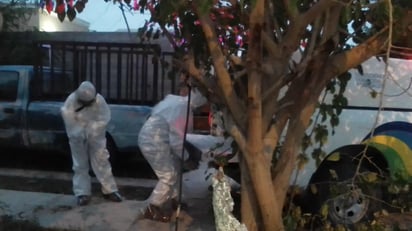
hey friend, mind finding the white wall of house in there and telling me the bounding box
[22,9,89,32]
[38,9,89,32]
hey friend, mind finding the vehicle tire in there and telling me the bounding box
[325,176,383,226]
[302,144,388,226]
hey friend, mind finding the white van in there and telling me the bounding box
[298,56,412,226]
[296,56,412,186]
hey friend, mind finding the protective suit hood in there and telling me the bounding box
[189,88,207,109]
[76,81,96,103]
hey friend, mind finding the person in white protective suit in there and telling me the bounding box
[61,81,123,206]
[138,83,207,222]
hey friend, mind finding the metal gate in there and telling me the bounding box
[33,41,177,105]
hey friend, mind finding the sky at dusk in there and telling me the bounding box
[75,0,150,32]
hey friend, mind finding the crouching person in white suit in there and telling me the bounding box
[61,81,123,206]
[138,84,207,222]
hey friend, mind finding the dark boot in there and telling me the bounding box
[102,191,123,202]
[143,204,171,223]
[77,195,91,206]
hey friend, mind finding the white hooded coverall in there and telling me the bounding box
[61,81,118,197]
[138,89,207,207]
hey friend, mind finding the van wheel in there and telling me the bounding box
[303,145,387,226]
[325,177,383,225]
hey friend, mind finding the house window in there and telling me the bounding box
[41,44,52,67]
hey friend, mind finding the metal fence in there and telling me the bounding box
[33,40,177,105]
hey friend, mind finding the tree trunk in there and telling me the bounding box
[244,63,281,230]
[240,154,260,230]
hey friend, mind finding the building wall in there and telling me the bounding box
[38,9,89,32]
[17,8,89,32]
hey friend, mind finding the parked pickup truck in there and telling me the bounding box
[0,65,152,158]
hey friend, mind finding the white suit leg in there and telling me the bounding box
[88,127,118,195]
[138,116,178,207]
[170,154,182,200]
[69,133,91,196]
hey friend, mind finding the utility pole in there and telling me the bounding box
[118,3,130,34]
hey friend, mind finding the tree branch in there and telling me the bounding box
[262,108,291,159]
[196,12,247,132]
[262,31,281,60]
[319,5,341,45]
[281,0,336,58]
[325,27,389,81]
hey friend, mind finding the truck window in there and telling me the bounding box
[0,71,19,102]
[42,72,74,100]
[31,70,74,101]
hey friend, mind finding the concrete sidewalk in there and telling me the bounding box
[0,162,221,231]
[0,134,240,231]
[0,188,215,231]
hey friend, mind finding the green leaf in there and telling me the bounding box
[388,184,401,194]
[329,169,338,180]
[326,80,336,93]
[301,134,312,151]
[370,90,377,98]
[326,152,340,162]
[361,172,378,183]
[314,125,328,145]
[297,153,309,170]
[330,114,339,127]
[310,184,318,194]
[289,0,299,15]
[198,0,213,16]
[320,204,329,219]
[340,5,351,27]
[312,147,326,161]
